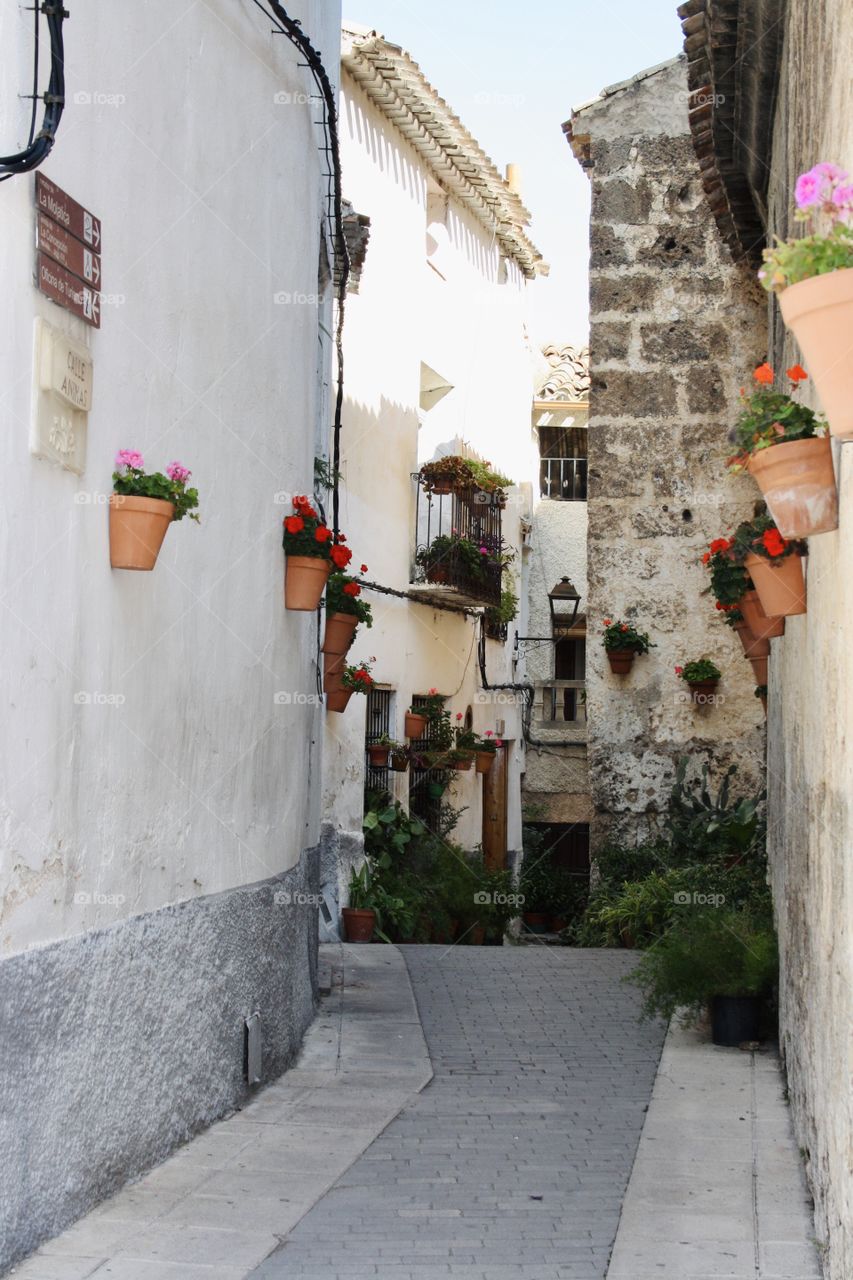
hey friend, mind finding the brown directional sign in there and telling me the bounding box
[36,212,101,287]
[35,173,101,250]
[36,253,101,328]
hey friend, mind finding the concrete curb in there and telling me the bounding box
[9,944,433,1280]
[605,1019,823,1280]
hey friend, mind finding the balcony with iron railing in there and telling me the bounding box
[410,479,503,608]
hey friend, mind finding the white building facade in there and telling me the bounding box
[0,1,341,1265]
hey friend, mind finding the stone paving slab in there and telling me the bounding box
[8,945,431,1280]
[605,1020,823,1280]
[250,946,665,1280]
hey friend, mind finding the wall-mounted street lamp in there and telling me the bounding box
[513,577,582,658]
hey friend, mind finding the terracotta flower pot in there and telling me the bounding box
[426,564,450,585]
[688,678,719,705]
[109,494,174,570]
[404,711,428,739]
[428,478,454,496]
[285,554,331,611]
[475,750,495,774]
[367,745,391,767]
[733,619,770,659]
[744,552,806,618]
[453,752,475,772]
[606,649,636,675]
[749,655,769,685]
[389,751,409,773]
[779,267,853,438]
[322,612,358,654]
[522,911,549,935]
[341,907,375,942]
[739,589,785,640]
[326,688,353,713]
[748,437,838,538]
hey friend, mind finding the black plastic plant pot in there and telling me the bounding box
[710,995,761,1046]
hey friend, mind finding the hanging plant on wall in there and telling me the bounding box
[322,567,372,657]
[602,618,654,675]
[676,660,722,706]
[761,163,853,437]
[727,363,837,538]
[282,495,351,611]
[702,534,784,645]
[325,656,375,714]
[730,513,807,619]
[110,451,199,571]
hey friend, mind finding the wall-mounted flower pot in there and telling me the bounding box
[453,752,475,772]
[367,744,391,767]
[425,564,450,585]
[389,751,409,773]
[710,994,761,1046]
[749,654,769,685]
[688,679,719,705]
[285,555,331,611]
[748,437,838,538]
[744,552,806,618]
[341,907,375,942]
[735,622,771,660]
[606,649,636,675]
[732,620,756,657]
[322,612,358,655]
[109,494,174,570]
[404,711,428,739]
[428,478,454,496]
[739,590,785,640]
[326,689,352,713]
[475,750,495,774]
[779,267,853,438]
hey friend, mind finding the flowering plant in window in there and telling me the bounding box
[601,619,653,654]
[341,658,376,695]
[112,451,200,522]
[726,364,825,470]
[760,163,853,291]
[325,571,373,626]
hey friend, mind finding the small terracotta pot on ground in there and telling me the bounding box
[404,711,428,739]
[749,655,769,685]
[779,267,853,439]
[321,612,358,655]
[744,552,807,618]
[285,555,331,611]
[739,590,785,640]
[367,744,391,767]
[341,907,375,942]
[748,437,838,538]
[688,679,719,705]
[475,750,495,774]
[606,649,636,675]
[109,494,174,570]
[326,688,353,713]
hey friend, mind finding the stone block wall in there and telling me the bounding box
[571,57,767,848]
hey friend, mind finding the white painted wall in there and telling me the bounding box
[325,74,534,856]
[0,0,341,953]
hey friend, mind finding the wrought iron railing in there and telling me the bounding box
[364,688,393,798]
[408,693,450,834]
[413,479,503,607]
[540,457,587,502]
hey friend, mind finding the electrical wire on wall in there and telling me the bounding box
[0,1,67,181]
[250,1,349,536]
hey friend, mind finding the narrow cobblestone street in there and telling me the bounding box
[252,947,665,1280]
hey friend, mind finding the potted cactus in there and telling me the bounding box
[727,364,837,538]
[761,163,853,437]
[109,451,199,570]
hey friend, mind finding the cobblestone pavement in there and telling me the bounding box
[251,946,665,1280]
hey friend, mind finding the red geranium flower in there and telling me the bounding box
[314,526,333,543]
[343,581,360,597]
[709,537,731,555]
[330,544,353,569]
[360,564,368,574]
[701,552,711,564]
[603,618,612,627]
[284,515,304,534]
[753,363,774,385]
[675,666,683,675]
[762,528,787,558]
[786,364,808,383]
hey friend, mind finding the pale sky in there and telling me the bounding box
[345,0,684,347]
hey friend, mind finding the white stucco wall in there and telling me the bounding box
[0,0,341,954]
[325,74,534,858]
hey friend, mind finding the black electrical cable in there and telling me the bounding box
[0,2,67,180]
[250,1,349,536]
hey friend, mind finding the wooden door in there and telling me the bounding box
[482,746,508,870]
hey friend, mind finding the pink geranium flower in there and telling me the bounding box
[794,171,822,209]
[166,461,191,484]
[115,449,144,471]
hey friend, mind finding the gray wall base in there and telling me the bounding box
[0,848,319,1272]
